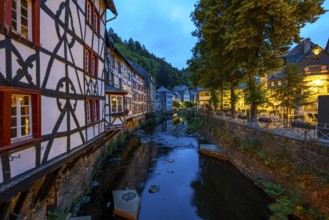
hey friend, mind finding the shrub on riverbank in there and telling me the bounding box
[199,116,329,219]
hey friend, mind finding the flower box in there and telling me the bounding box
[111,112,125,117]
[291,121,315,130]
[258,117,272,123]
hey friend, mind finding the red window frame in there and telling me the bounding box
[85,98,99,124]
[85,0,100,35]
[84,46,98,77]
[0,0,40,46]
[0,87,41,149]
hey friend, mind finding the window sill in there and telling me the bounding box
[0,25,39,48]
[0,138,42,154]
[84,71,98,79]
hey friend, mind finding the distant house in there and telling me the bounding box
[267,38,329,112]
[173,85,191,102]
[156,86,173,111]
[131,63,156,113]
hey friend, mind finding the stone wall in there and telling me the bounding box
[1,116,146,220]
[203,117,329,216]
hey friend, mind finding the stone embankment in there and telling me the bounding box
[201,116,329,218]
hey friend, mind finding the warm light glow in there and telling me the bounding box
[313,79,323,86]
[112,97,116,101]
[312,45,322,55]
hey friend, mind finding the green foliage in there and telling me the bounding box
[111,30,189,88]
[172,100,181,109]
[46,208,66,220]
[190,0,325,119]
[273,64,313,115]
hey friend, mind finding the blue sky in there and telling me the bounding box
[107,0,329,70]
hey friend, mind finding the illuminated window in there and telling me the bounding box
[271,81,275,87]
[278,80,282,86]
[12,0,31,39]
[11,94,32,141]
[0,89,41,147]
[321,66,327,71]
[111,96,124,113]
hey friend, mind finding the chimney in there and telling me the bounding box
[304,38,311,54]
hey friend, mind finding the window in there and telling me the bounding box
[86,98,99,123]
[86,1,92,24]
[0,0,40,44]
[85,0,100,34]
[84,47,98,77]
[11,94,32,141]
[271,81,275,87]
[124,69,127,78]
[93,11,99,34]
[278,80,282,86]
[321,65,327,71]
[111,95,124,113]
[0,88,41,147]
[86,100,91,123]
[84,49,90,72]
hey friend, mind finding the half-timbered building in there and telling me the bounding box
[0,0,117,218]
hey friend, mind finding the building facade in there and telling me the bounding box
[0,0,118,217]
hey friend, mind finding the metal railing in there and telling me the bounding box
[203,111,329,146]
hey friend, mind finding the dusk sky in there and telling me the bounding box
[107,0,329,70]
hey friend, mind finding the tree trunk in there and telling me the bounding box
[248,71,257,121]
[230,78,236,117]
[220,87,224,114]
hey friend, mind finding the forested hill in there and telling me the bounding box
[111,30,190,89]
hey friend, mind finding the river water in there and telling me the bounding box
[79,117,271,219]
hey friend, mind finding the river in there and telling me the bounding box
[78,117,271,219]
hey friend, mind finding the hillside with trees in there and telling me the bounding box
[111,29,190,89]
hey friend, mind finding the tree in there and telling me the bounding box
[173,100,181,109]
[190,0,326,121]
[273,64,313,120]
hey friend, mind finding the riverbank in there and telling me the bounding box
[187,110,329,219]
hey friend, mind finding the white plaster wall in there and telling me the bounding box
[40,57,66,91]
[86,127,95,141]
[10,147,36,178]
[70,132,83,150]
[70,100,85,130]
[48,137,67,161]
[11,41,37,84]
[68,66,84,95]
[40,141,49,162]
[40,10,58,52]
[69,0,83,41]
[41,96,67,135]
[44,1,66,24]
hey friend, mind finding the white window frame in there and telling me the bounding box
[11,94,32,142]
[86,100,91,123]
[111,95,124,113]
[93,100,98,121]
[91,55,96,76]
[86,1,92,25]
[84,49,90,72]
[12,0,32,40]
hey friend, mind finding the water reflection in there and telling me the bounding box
[79,118,271,219]
[191,156,270,220]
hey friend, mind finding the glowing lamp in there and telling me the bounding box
[312,45,322,56]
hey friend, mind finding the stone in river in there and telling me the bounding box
[148,185,160,193]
